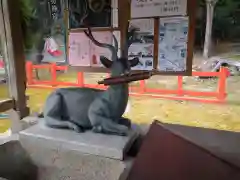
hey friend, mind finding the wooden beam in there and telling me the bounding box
[0,99,15,113]
[186,0,197,76]
[118,0,131,56]
[0,0,29,118]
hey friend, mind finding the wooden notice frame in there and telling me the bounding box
[66,0,197,76]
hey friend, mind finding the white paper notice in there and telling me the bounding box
[90,32,113,67]
[131,0,187,18]
[68,33,91,66]
[130,18,154,33]
[128,19,154,71]
[158,17,189,72]
[129,44,154,71]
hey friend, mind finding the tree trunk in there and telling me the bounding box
[203,0,217,59]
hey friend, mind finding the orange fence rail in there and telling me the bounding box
[26,62,230,104]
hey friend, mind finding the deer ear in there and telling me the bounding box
[129,57,139,67]
[100,56,113,68]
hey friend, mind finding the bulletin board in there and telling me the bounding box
[66,0,197,76]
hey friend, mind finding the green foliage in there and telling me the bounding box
[213,0,240,40]
[1,0,55,54]
[0,0,35,55]
[19,0,38,49]
[20,0,36,26]
[195,0,240,46]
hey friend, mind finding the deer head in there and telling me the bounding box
[84,25,139,77]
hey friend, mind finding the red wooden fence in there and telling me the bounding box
[26,62,230,104]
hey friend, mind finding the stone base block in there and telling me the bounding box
[19,122,138,180]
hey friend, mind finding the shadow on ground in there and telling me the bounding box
[0,141,38,180]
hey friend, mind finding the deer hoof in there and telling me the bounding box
[68,123,84,133]
[73,126,84,133]
[119,117,131,129]
[118,128,129,136]
[92,126,102,133]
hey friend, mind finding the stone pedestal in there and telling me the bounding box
[19,122,139,180]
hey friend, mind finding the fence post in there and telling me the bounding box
[51,63,57,87]
[77,72,84,87]
[217,67,228,102]
[25,62,33,85]
[177,76,184,96]
[139,80,146,93]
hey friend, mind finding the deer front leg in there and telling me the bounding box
[118,117,131,129]
[95,119,129,136]
[89,113,129,136]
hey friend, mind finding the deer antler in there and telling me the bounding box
[84,28,118,59]
[122,21,137,58]
[112,34,118,52]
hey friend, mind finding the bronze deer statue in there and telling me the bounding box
[42,26,139,136]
